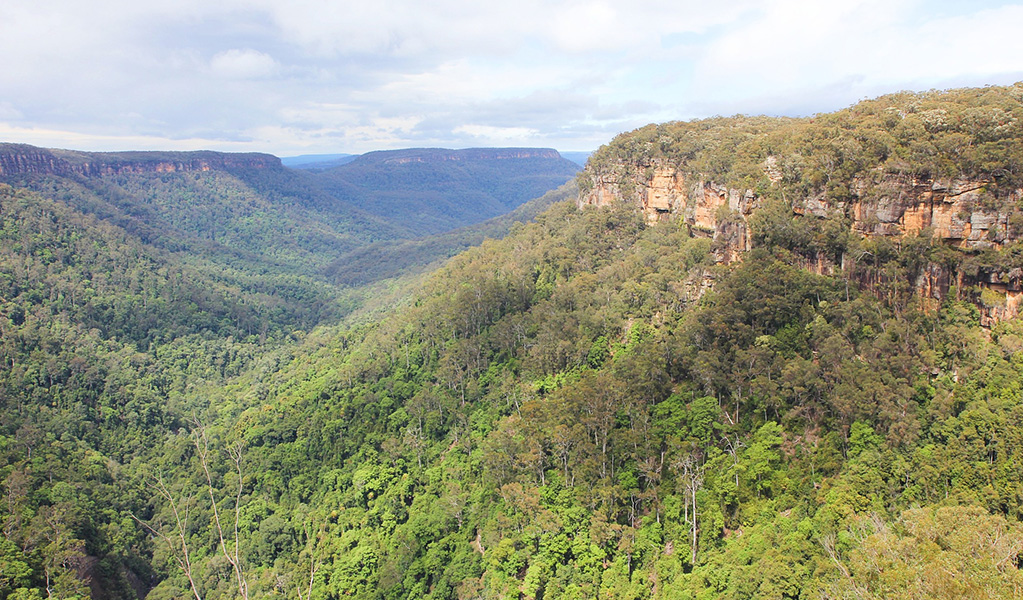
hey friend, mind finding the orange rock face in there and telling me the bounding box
[848,177,1010,248]
[579,159,1023,324]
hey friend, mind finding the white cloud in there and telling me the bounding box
[0,123,255,152]
[909,5,1023,79]
[688,0,1023,114]
[454,124,541,141]
[371,59,570,107]
[0,103,23,120]
[209,49,280,79]
[1,0,1021,154]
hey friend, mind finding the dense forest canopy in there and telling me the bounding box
[583,84,1023,194]
[3,85,1023,600]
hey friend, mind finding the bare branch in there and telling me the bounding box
[192,416,249,600]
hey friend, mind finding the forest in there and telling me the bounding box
[2,85,1023,600]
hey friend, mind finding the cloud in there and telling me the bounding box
[0,103,23,120]
[687,0,1023,115]
[0,123,255,152]
[254,0,758,58]
[453,124,541,141]
[1,0,1021,155]
[209,49,280,79]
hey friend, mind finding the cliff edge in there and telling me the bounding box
[578,84,1023,325]
[0,143,282,178]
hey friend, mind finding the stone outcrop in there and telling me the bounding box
[582,163,687,223]
[0,143,282,178]
[579,158,1023,324]
[975,270,1023,327]
[580,160,759,262]
[843,176,1012,249]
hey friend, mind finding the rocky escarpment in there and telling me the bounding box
[579,158,1023,325]
[582,159,1018,245]
[581,162,759,262]
[0,143,282,178]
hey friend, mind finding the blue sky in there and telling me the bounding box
[1,0,1022,156]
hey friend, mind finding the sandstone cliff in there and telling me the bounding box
[578,157,1023,325]
[0,143,282,178]
[580,161,759,262]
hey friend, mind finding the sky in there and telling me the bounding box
[2,0,1022,157]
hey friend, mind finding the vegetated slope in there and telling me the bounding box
[0,181,323,598]
[324,182,576,286]
[4,85,1023,600]
[579,83,1023,322]
[122,86,1023,600]
[0,145,408,280]
[280,153,359,170]
[0,144,580,282]
[0,182,346,344]
[162,200,1023,600]
[314,148,581,236]
[0,147,578,599]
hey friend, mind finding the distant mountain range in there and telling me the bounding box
[281,149,592,170]
[311,148,580,235]
[0,143,579,243]
[559,151,592,166]
[0,142,579,328]
[280,153,359,170]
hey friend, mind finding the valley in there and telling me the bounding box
[2,84,1023,600]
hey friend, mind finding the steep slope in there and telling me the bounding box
[0,144,407,279]
[578,84,1023,323]
[0,144,281,176]
[192,84,1020,600]
[323,182,576,286]
[0,182,316,598]
[4,85,1023,600]
[0,146,578,600]
[314,148,581,236]
[163,193,1023,600]
[0,144,580,281]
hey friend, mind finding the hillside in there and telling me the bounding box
[323,183,576,286]
[194,196,1023,600]
[281,154,360,170]
[579,84,1023,323]
[2,84,1023,600]
[0,144,281,176]
[0,144,579,288]
[0,144,578,599]
[313,148,581,236]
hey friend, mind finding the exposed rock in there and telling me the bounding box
[848,175,1011,247]
[644,167,682,216]
[578,157,1023,325]
[0,143,282,178]
[975,268,1023,327]
[581,161,687,223]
